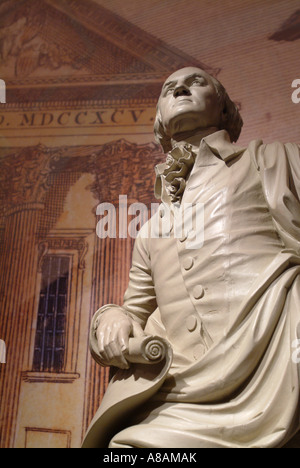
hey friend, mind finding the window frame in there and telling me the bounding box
[32,254,72,374]
[23,231,91,383]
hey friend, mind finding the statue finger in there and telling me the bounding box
[104,340,129,369]
[117,325,132,354]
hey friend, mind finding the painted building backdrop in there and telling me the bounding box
[0,0,299,448]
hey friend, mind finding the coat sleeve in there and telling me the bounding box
[89,220,157,366]
[250,140,300,255]
[122,220,158,327]
[91,219,157,329]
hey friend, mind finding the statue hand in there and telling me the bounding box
[95,307,145,369]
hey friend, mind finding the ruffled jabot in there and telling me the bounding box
[159,144,196,203]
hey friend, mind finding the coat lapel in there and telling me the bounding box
[182,130,245,204]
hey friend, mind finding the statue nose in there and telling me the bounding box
[174,85,191,97]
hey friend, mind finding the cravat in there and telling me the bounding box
[163,144,196,203]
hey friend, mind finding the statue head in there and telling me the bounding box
[154,67,243,153]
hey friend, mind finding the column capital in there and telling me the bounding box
[89,139,163,203]
[0,144,56,212]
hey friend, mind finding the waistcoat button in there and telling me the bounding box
[182,256,194,270]
[186,315,197,332]
[193,285,205,299]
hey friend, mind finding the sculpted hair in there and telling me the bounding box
[154,74,243,153]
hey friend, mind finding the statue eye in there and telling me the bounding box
[166,87,174,94]
[192,77,205,86]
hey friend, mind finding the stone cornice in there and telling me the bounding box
[0,96,157,110]
[37,234,91,271]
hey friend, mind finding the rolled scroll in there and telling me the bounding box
[83,333,173,448]
[125,335,167,364]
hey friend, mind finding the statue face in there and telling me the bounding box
[158,67,222,138]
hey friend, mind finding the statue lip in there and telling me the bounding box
[176,97,192,102]
[173,97,193,106]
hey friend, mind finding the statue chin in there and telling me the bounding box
[165,113,210,138]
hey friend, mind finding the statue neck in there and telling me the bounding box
[170,126,219,152]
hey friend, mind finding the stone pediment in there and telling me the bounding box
[0,0,220,102]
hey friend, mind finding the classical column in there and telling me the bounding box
[0,145,54,447]
[82,140,163,436]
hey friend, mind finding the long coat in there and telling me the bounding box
[83,130,300,448]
